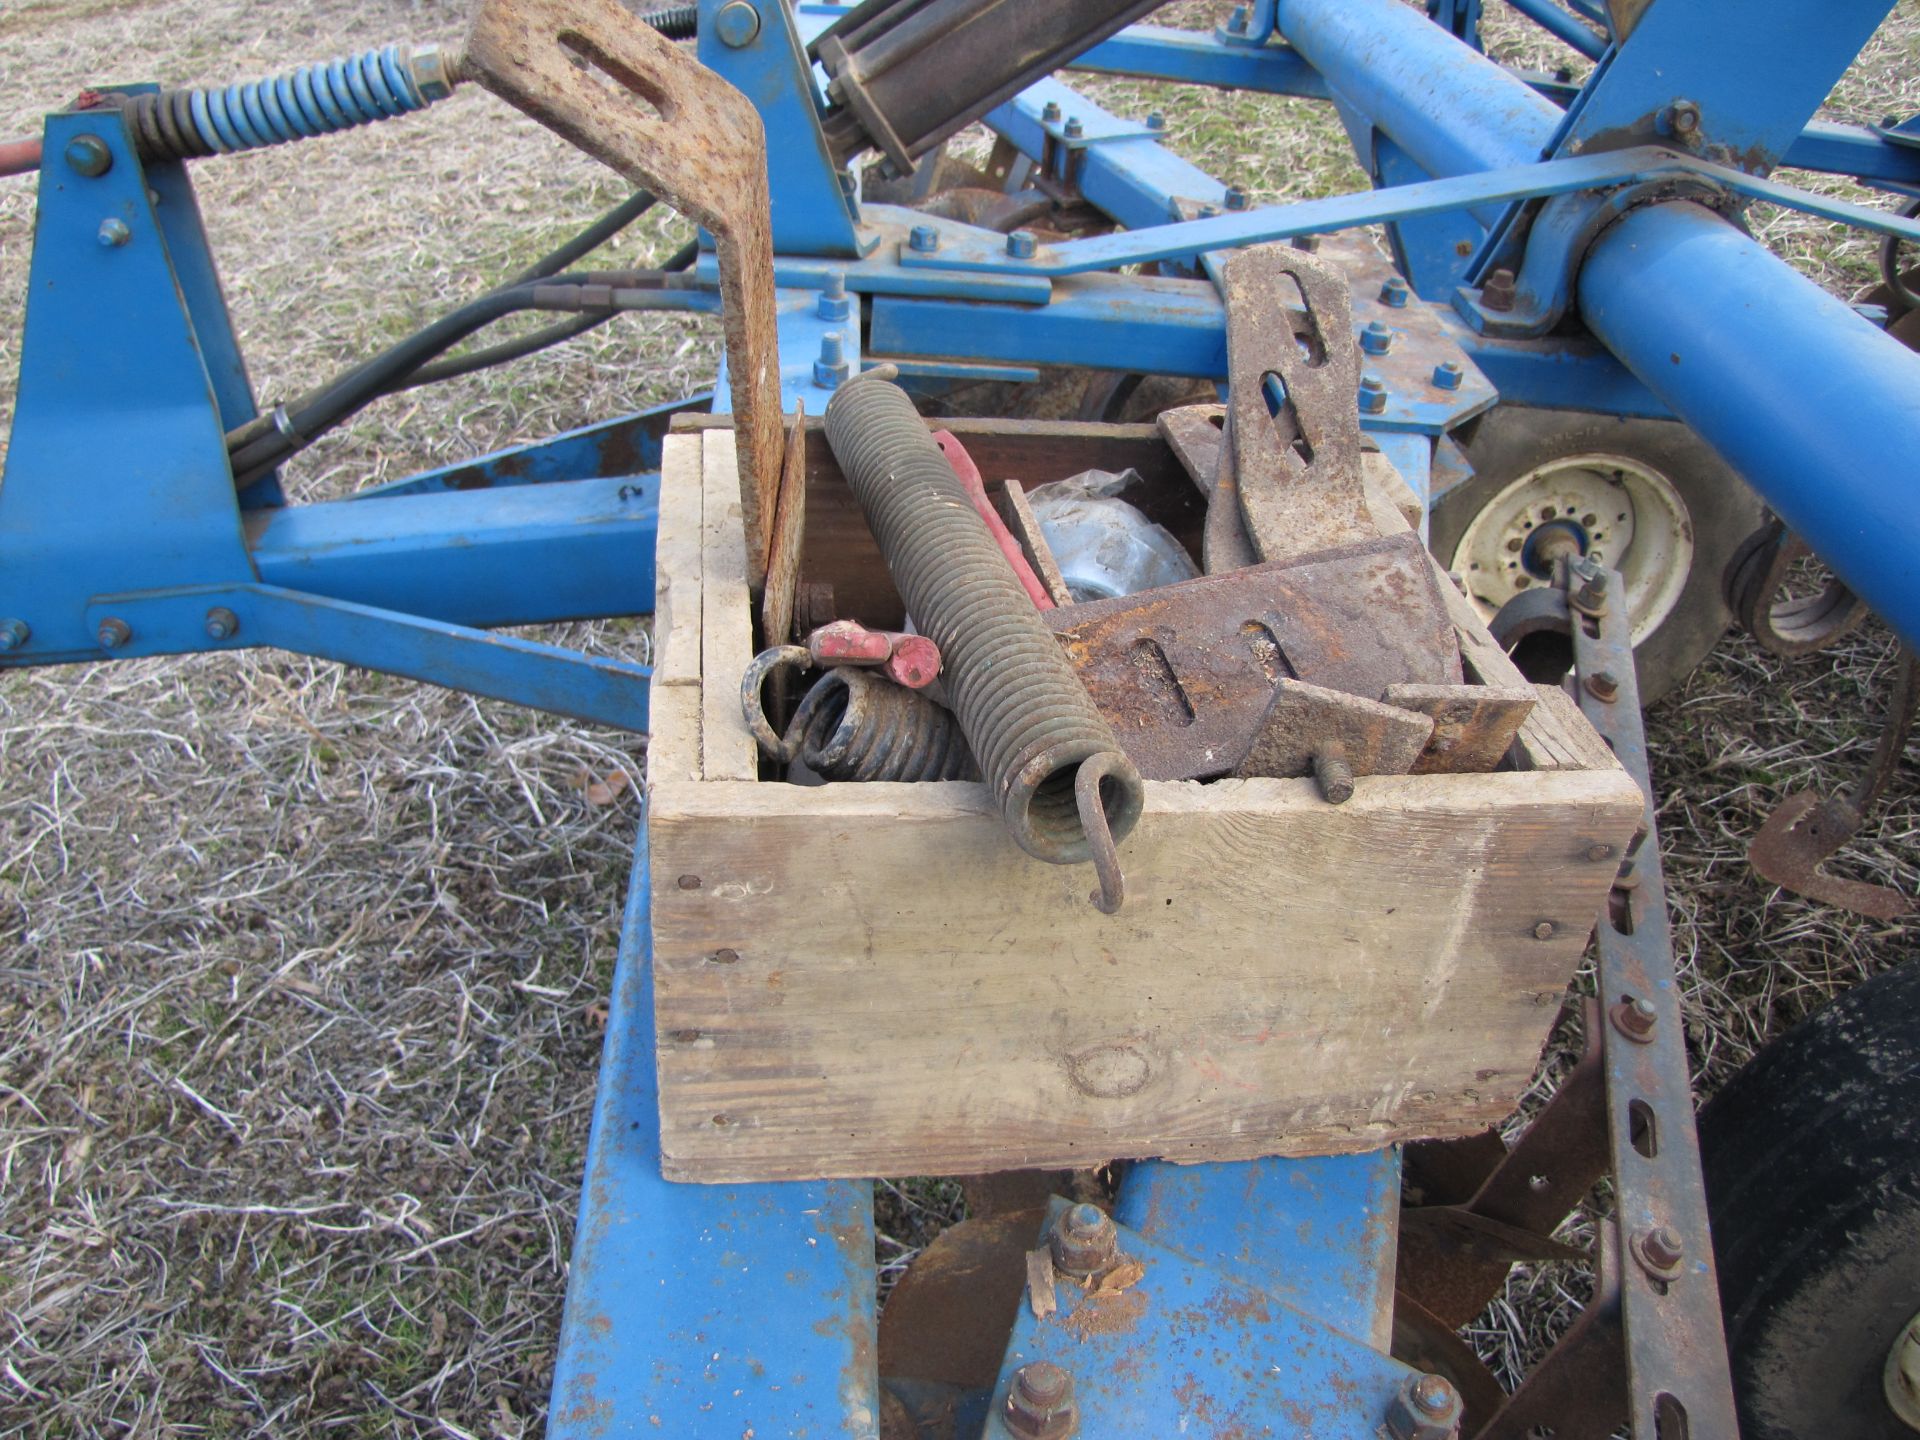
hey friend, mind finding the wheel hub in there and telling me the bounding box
[1450,452,1693,645]
[1888,1307,1920,1431]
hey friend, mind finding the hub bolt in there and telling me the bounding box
[1005,1362,1076,1440]
[1049,1202,1118,1277]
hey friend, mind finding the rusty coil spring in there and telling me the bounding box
[741,649,975,782]
[823,375,1145,912]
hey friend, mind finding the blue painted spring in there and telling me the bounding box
[122,45,453,161]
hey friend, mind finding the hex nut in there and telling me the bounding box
[204,607,239,641]
[1048,1203,1117,1277]
[1004,1361,1076,1440]
[1386,1372,1461,1440]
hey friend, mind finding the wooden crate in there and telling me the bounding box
[647,417,1644,1184]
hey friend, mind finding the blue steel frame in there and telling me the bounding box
[5,0,1920,1433]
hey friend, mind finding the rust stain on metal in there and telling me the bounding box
[1233,677,1432,783]
[1057,1286,1147,1338]
[1386,681,1536,774]
[463,0,782,584]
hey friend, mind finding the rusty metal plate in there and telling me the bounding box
[878,1209,1044,1391]
[463,0,782,584]
[1222,244,1376,565]
[1231,678,1431,783]
[1386,682,1537,775]
[1044,533,1461,781]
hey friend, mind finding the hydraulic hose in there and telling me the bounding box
[823,374,1145,912]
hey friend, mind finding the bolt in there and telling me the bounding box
[1004,1362,1076,1440]
[203,607,238,641]
[714,0,761,46]
[1633,1223,1685,1279]
[407,43,456,102]
[1361,320,1394,355]
[1532,920,1557,941]
[813,330,851,388]
[1412,1375,1455,1415]
[1049,1202,1118,1277]
[1313,748,1355,804]
[1612,995,1658,1043]
[1197,204,1219,220]
[1042,101,1062,123]
[1064,117,1085,140]
[908,223,939,253]
[98,217,131,248]
[1357,372,1388,414]
[1379,276,1410,307]
[1584,670,1621,703]
[0,619,27,652]
[1432,360,1463,390]
[1481,266,1517,312]
[1662,99,1702,138]
[64,134,112,177]
[1146,111,1166,131]
[1223,186,1248,211]
[1291,233,1321,252]
[1386,1371,1461,1440]
[1585,842,1614,862]
[1006,230,1037,259]
[96,617,131,649]
[816,271,851,321]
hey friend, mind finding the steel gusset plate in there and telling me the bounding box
[1042,533,1461,780]
[1569,567,1741,1439]
[464,0,783,585]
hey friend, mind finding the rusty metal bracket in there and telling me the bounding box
[1748,646,1917,919]
[1221,244,1376,565]
[462,0,782,585]
[1044,535,1460,780]
[1231,678,1433,799]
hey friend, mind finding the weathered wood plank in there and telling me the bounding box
[653,432,704,687]
[699,430,759,781]
[650,768,1643,1182]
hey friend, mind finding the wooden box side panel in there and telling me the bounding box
[647,433,706,786]
[649,768,1643,1182]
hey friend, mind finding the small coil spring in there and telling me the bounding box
[742,649,975,783]
[121,45,448,162]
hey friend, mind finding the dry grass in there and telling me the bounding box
[1,1,1916,1435]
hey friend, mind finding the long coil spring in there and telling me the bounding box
[119,45,450,162]
[822,375,1145,912]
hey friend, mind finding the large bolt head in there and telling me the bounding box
[908,224,940,253]
[715,0,762,47]
[64,134,113,177]
[96,617,131,649]
[0,619,28,652]
[1386,1372,1461,1439]
[1005,1362,1076,1439]
[1049,1202,1117,1277]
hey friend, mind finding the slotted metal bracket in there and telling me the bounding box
[464,0,783,585]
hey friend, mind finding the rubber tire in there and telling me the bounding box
[1433,405,1764,705]
[1699,962,1920,1440]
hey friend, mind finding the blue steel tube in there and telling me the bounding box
[1279,0,1920,647]
[1278,0,1559,181]
[1580,201,1920,648]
